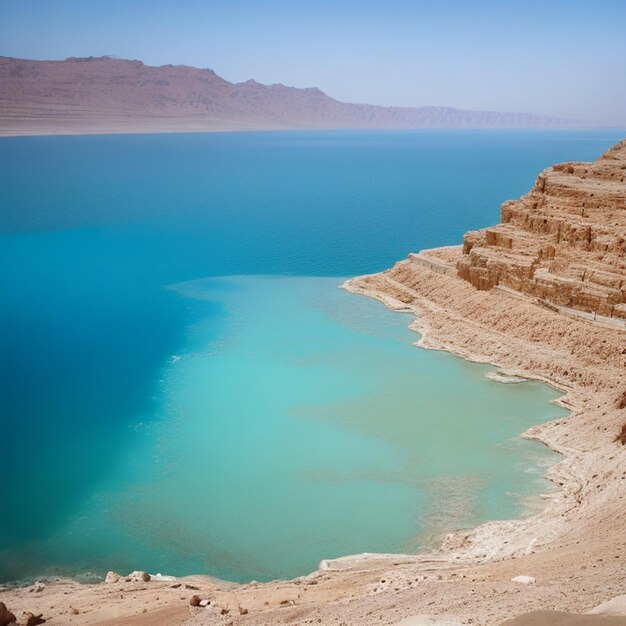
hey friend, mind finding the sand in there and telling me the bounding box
[501,611,626,626]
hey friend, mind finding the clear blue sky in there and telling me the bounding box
[1,0,625,124]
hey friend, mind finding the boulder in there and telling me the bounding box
[511,575,536,584]
[125,571,151,582]
[0,602,16,626]
[588,594,626,616]
[104,571,121,584]
[24,614,45,626]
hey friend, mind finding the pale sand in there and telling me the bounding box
[501,611,626,625]
[2,248,625,625]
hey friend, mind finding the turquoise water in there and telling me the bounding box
[0,130,620,583]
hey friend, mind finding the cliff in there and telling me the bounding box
[332,138,626,623]
[0,55,590,136]
[457,140,626,320]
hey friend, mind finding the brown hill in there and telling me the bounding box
[0,55,590,135]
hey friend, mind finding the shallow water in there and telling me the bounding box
[1,130,620,582]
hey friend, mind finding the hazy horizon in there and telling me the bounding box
[1,0,625,125]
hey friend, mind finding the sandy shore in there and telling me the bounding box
[341,247,626,565]
[2,244,625,625]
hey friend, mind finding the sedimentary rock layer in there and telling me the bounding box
[457,140,626,319]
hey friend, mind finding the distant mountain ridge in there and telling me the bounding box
[0,55,592,135]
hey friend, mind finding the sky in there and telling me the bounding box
[1,0,625,124]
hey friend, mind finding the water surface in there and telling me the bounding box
[1,130,619,582]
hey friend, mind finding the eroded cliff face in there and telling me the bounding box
[457,140,626,319]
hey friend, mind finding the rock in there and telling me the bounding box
[484,371,526,384]
[104,571,121,584]
[395,617,462,626]
[239,606,249,615]
[24,613,45,626]
[30,582,44,593]
[457,140,626,321]
[70,608,79,615]
[0,602,16,626]
[511,575,536,584]
[125,571,150,582]
[199,599,210,607]
[588,594,626,616]
[151,573,176,582]
[189,595,201,607]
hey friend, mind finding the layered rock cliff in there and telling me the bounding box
[457,140,626,319]
[339,139,626,625]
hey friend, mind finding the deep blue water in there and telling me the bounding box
[0,130,622,583]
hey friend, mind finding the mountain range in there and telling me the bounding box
[0,55,592,135]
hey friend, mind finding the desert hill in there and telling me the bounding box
[0,55,590,135]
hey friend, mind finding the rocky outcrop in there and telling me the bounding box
[0,602,16,626]
[340,140,626,616]
[457,140,626,319]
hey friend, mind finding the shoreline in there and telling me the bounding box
[1,126,624,139]
[2,250,624,624]
[342,243,624,564]
[1,272,564,589]
[339,256,578,567]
